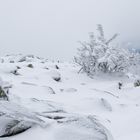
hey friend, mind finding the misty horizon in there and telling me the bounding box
[0,0,140,60]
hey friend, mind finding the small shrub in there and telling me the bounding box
[134,79,140,87]
[55,65,59,69]
[74,24,129,76]
[118,82,123,89]
[0,86,8,100]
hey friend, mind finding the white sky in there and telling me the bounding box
[0,0,140,60]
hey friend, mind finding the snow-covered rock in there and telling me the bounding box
[0,54,139,139]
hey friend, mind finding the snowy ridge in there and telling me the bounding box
[0,54,140,140]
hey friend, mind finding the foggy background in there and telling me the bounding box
[0,0,139,60]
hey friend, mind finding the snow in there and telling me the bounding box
[0,54,140,139]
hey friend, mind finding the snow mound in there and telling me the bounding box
[0,54,140,139]
[51,114,113,140]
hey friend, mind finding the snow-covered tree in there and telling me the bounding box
[128,51,140,76]
[74,25,130,76]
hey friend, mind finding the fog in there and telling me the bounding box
[0,0,140,60]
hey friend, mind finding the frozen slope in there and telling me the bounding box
[0,55,140,139]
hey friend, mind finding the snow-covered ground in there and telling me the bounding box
[0,54,140,140]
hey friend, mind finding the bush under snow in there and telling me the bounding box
[74,25,130,76]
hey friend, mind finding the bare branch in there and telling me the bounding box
[106,33,118,45]
[97,24,105,43]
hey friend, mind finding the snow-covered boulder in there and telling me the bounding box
[48,70,61,82]
[0,78,12,101]
[41,113,113,140]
